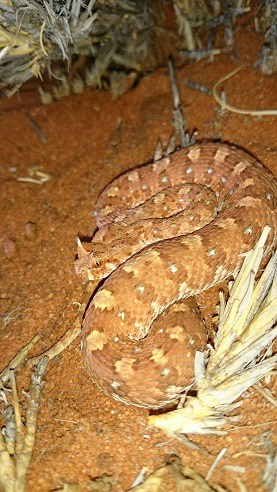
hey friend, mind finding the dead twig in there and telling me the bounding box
[25,113,47,143]
[0,357,49,492]
[28,302,85,365]
[0,335,40,385]
[15,357,49,491]
[167,57,187,149]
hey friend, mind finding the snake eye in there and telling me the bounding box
[94,259,100,268]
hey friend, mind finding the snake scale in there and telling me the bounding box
[75,142,277,408]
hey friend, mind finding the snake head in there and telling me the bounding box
[74,238,115,281]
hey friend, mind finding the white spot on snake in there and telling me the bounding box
[244,226,253,234]
[207,167,212,174]
[188,338,195,345]
[206,200,211,205]
[111,380,121,388]
[114,336,119,342]
[163,205,168,211]
[162,368,171,376]
[221,177,227,183]
[229,189,234,195]
[153,229,158,234]
[169,264,178,273]
[266,193,272,200]
[151,301,158,308]
[118,312,125,320]
[207,248,216,256]
[142,184,148,190]
[130,188,134,194]
[162,176,168,183]
[137,285,145,293]
[186,167,192,174]
[189,216,194,221]
[135,347,142,353]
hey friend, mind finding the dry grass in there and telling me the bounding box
[1,1,273,99]
[0,0,157,96]
[149,226,276,436]
[0,356,48,492]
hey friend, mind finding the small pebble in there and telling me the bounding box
[2,238,17,257]
[25,222,37,239]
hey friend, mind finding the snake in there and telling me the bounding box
[75,141,277,408]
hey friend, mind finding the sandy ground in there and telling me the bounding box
[0,12,276,492]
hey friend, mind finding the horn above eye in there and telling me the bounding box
[76,237,90,259]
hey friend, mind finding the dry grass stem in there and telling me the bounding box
[130,454,227,491]
[0,430,15,492]
[15,357,49,491]
[0,335,40,385]
[0,357,49,492]
[0,0,157,95]
[16,166,51,184]
[9,371,23,453]
[28,302,85,365]
[205,448,226,481]
[253,381,276,406]
[0,2,271,97]
[213,67,277,116]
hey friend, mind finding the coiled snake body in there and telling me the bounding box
[75,142,277,408]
